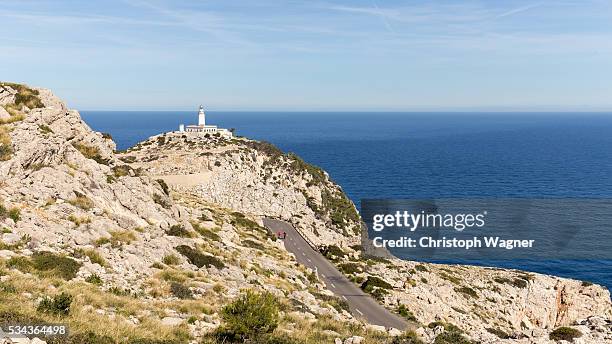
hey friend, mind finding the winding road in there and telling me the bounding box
[263,218,409,330]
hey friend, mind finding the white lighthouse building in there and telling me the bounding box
[179,105,233,138]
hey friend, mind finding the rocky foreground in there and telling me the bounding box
[0,83,611,343]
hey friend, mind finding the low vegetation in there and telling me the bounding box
[94,230,136,248]
[397,304,417,321]
[72,142,108,165]
[37,292,73,316]
[0,203,20,223]
[175,245,225,269]
[68,194,94,211]
[214,290,279,342]
[165,224,193,238]
[0,126,13,161]
[7,252,82,280]
[549,327,582,341]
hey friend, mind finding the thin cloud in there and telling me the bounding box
[493,3,543,19]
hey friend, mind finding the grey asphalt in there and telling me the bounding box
[263,218,410,330]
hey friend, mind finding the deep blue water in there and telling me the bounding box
[81,111,612,291]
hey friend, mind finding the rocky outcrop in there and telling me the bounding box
[122,132,362,248]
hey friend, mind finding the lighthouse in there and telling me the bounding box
[198,105,206,126]
[179,105,233,138]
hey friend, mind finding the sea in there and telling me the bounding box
[81,111,612,291]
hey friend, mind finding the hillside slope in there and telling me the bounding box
[0,83,610,344]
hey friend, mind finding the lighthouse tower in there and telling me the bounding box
[197,105,206,126]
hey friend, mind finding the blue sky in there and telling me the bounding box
[1,0,612,111]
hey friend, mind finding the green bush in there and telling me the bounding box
[175,245,225,269]
[72,143,108,165]
[157,179,170,195]
[415,264,428,272]
[85,274,103,285]
[454,286,478,299]
[170,282,193,299]
[434,331,473,344]
[112,165,131,177]
[73,248,107,267]
[549,327,582,341]
[39,125,54,134]
[361,276,393,291]
[397,304,417,321]
[320,245,346,260]
[0,204,20,223]
[193,224,220,241]
[32,251,82,280]
[166,224,193,238]
[338,262,361,275]
[216,290,279,342]
[153,193,170,209]
[242,239,265,251]
[37,292,73,316]
[162,254,181,265]
[390,331,424,344]
[486,327,509,339]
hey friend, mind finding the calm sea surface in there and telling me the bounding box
[81,111,612,290]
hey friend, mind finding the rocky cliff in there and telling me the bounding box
[0,83,610,344]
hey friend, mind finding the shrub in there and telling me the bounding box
[72,142,108,165]
[166,224,193,238]
[549,327,582,341]
[320,189,359,232]
[37,292,73,316]
[85,274,103,285]
[68,215,91,226]
[390,331,425,344]
[170,282,193,299]
[193,224,220,241]
[95,230,136,248]
[242,239,265,251]
[486,327,509,339]
[101,132,113,140]
[32,251,82,280]
[338,262,361,275]
[74,248,107,267]
[153,193,170,209]
[439,272,461,285]
[7,207,20,222]
[112,165,131,177]
[454,286,478,299]
[494,276,528,288]
[216,290,279,342]
[163,254,181,265]
[39,125,53,134]
[434,331,473,344]
[157,179,170,195]
[320,245,346,260]
[415,264,428,272]
[6,256,32,272]
[361,276,393,292]
[230,212,261,229]
[312,291,350,313]
[68,194,94,211]
[175,245,225,269]
[397,304,417,321]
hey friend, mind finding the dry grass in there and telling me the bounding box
[94,230,136,248]
[68,195,94,211]
[0,126,13,161]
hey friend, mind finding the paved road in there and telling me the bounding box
[263,218,409,330]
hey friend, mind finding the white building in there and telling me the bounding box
[178,105,233,138]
